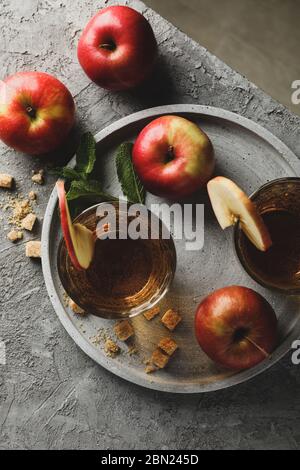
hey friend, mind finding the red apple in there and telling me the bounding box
[56,180,95,270]
[195,286,277,370]
[77,6,157,91]
[132,115,215,199]
[0,72,75,155]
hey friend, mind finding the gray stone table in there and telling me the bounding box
[1,0,300,450]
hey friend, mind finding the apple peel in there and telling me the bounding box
[207,176,272,251]
[56,180,95,270]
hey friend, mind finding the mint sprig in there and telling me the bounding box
[115,142,146,204]
[52,134,146,207]
[52,132,114,203]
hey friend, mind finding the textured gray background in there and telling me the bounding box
[0,0,300,450]
[147,0,300,117]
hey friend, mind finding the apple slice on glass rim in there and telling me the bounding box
[207,176,272,251]
[56,180,95,270]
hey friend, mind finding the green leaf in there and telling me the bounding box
[66,179,116,202]
[115,142,146,204]
[75,132,97,176]
[50,167,82,182]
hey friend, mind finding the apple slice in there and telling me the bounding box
[207,176,272,251]
[56,180,95,270]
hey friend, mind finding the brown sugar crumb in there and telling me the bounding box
[151,348,169,369]
[13,199,31,219]
[161,309,182,331]
[0,173,14,189]
[158,337,178,356]
[62,292,69,307]
[28,191,37,200]
[145,364,158,374]
[7,230,23,242]
[25,240,41,258]
[90,327,110,346]
[114,320,134,341]
[21,213,37,231]
[143,306,160,321]
[104,339,120,357]
[6,196,33,228]
[31,170,44,185]
[127,346,138,356]
[68,298,85,315]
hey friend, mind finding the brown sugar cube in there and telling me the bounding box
[114,320,134,341]
[28,191,37,200]
[161,309,182,331]
[151,348,169,369]
[0,173,14,189]
[158,337,178,356]
[105,339,120,356]
[143,306,160,321]
[25,240,41,258]
[21,213,37,231]
[68,298,85,315]
[31,170,44,185]
[7,230,23,242]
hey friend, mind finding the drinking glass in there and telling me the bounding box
[234,177,300,293]
[57,201,177,318]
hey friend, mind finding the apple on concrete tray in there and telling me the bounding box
[133,115,215,199]
[195,286,278,370]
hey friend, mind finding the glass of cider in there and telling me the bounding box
[234,177,300,293]
[57,200,177,319]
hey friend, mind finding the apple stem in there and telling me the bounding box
[165,146,175,164]
[245,336,270,358]
[99,43,116,51]
[26,106,36,119]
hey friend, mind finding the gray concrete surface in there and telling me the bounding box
[0,0,300,450]
[147,0,300,117]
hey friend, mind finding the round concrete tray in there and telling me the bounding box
[41,104,300,393]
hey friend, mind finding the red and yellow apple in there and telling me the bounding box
[77,6,157,91]
[132,115,215,199]
[195,286,277,370]
[56,180,95,270]
[0,71,75,155]
[207,176,272,251]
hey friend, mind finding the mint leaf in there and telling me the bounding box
[51,133,97,184]
[66,179,116,202]
[115,142,145,204]
[50,167,82,182]
[75,132,96,176]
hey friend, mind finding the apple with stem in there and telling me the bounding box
[77,6,157,91]
[0,72,75,155]
[133,115,215,199]
[207,176,272,251]
[56,180,95,270]
[195,286,278,370]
